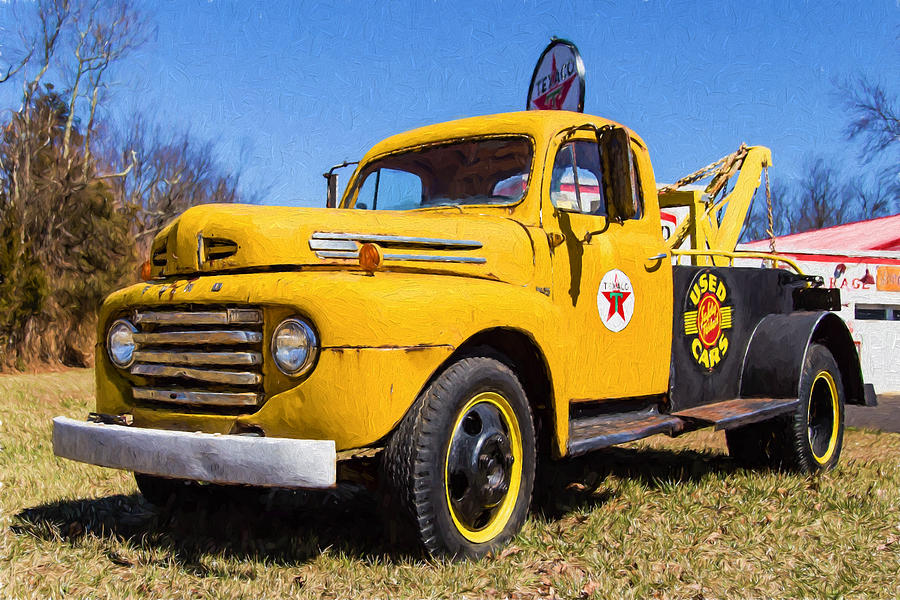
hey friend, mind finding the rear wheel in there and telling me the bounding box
[726,344,845,472]
[725,420,780,467]
[791,344,845,471]
[380,355,536,558]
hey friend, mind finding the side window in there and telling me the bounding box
[356,171,377,209]
[491,173,528,201]
[377,169,422,210]
[355,168,423,210]
[550,141,606,216]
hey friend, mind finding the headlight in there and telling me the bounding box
[271,317,318,376]
[107,319,137,368]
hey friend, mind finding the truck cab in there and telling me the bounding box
[53,110,873,558]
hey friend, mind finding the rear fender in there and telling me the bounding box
[740,311,869,405]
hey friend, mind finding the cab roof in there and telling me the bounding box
[363,110,644,160]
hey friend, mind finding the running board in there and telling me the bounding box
[672,397,799,431]
[567,410,683,457]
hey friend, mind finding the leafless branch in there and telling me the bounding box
[96,149,136,179]
[841,76,900,162]
[0,45,34,84]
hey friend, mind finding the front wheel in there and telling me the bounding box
[380,355,536,558]
[134,473,198,507]
[135,473,253,508]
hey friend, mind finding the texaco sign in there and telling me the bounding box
[527,39,585,112]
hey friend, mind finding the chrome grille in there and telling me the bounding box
[129,308,264,409]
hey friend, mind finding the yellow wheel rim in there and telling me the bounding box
[808,370,839,465]
[444,391,523,544]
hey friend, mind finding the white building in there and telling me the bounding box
[740,214,900,394]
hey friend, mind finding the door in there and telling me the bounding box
[543,134,672,402]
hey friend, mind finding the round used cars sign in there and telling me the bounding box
[527,38,585,112]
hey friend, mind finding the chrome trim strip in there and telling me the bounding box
[132,388,260,407]
[309,239,358,251]
[133,351,262,367]
[133,330,262,345]
[311,232,482,249]
[134,309,262,326]
[131,363,261,386]
[315,250,358,259]
[313,250,485,264]
[383,253,487,264]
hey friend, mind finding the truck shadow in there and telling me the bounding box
[13,484,394,566]
[532,445,737,519]
[13,445,739,565]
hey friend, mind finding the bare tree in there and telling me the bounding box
[793,159,854,232]
[741,181,794,242]
[0,21,34,85]
[20,0,70,110]
[843,77,900,161]
[60,0,148,165]
[0,1,147,367]
[841,76,900,207]
[105,116,242,254]
[846,176,890,220]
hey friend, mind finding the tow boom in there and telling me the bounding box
[659,145,772,266]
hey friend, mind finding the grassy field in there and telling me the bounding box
[2,370,899,599]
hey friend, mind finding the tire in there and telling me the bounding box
[135,473,260,509]
[725,420,781,468]
[134,473,198,507]
[380,355,536,558]
[727,344,845,472]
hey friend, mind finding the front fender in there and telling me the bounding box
[97,270,560,450]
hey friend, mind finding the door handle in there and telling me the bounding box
[648,252,668,260]
[547,232,566,248]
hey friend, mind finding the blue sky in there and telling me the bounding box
[1,0,897,207]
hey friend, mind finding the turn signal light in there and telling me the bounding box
[139,260,152,281]
[358,243,383,273]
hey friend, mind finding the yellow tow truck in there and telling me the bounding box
[52,44,874,558]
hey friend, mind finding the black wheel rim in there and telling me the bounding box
[808,371,838,464]
[445,392,521,539]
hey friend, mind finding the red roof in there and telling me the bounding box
[742,214,900,253]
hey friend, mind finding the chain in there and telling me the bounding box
[764,165,776,254]
[657,144,749,196]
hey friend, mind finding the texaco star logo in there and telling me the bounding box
[597,269,634,332]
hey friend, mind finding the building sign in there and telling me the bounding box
[877,266,900,292]
[683,270,733,371]
[527,39,585,112]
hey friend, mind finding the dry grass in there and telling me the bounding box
[2,370,899,599]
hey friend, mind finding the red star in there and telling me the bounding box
[531,53,576,110]
[602,290,631,321]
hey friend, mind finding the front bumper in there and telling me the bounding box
[52,416,336,488]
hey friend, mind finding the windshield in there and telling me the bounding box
[349,137,533,210]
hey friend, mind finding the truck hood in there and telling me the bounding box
[149,204,535,285]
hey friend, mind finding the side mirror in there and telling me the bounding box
[324,172,339,208]
[323,160,359,208]
[597,126,636,222]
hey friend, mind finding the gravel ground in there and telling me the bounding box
[847,393,900,433]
